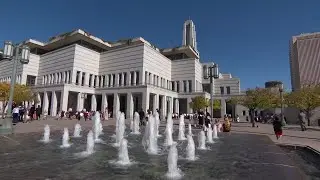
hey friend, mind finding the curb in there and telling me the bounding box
[276,142,320,155]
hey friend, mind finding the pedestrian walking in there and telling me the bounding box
[273,116,283,140]
[298,110,307,131]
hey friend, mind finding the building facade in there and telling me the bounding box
[289,33,320,91]
[0,21,247,119]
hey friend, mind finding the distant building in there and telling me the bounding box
[182,20,198,52]
[289,33,320,91]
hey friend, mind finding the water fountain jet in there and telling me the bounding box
[198,130,207,150]
[132,112,140,134]
[166,144,183,179]
[114,112,125,147]
[40,124,51,143]
[60,128,71,148]
[213,124,218,139]
[188,123,193,136]
[178,115,186,140]
[207,124,214,143]
[73,123,82,137]
[186,135,196,161]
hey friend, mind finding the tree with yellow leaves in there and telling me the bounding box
[0,82,37,118]
[285,84,320,126]
[229,87,279,127]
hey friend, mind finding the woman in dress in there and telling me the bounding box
[273,116,283,140]
[223,115,231,132]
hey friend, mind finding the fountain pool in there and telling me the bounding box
[0,126,308,180]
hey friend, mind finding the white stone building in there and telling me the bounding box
[0,20,247,119]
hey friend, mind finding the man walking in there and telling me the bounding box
[298,110,307,131]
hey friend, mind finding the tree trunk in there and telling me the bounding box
[306,110,311,126]
[250,109,255,127]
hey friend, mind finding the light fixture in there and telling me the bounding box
[3,41,14,59]
[213,64,219,79]
[20,45,30,64]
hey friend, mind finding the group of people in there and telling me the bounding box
[10,104,43,124]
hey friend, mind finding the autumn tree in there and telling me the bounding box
[189,96,221,112]
[229,87,279,127]
[0,82,37,118]
[285,84,320,126]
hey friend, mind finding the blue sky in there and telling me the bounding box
[1,0,320,90]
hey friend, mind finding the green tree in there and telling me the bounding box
[229,87,279,127]
[285,84,320,126]
[0,82,37,118]
[189,96,221,112]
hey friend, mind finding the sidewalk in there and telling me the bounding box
[230,122,320,152]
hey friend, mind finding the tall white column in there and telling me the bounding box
[126,92,134,119]
[187,97,193,114]
[101,93,108,111]
[36,93,41,107]
[142,90,149,111]
[42,91,49,114]
[169,97,173,113]
[162,96,167,118]
[77,93,84,111]
[146,72,149,84]
[91,94,97,111]
[186,80,189,92]
[115,73,119,87]
[61,72,66,84]
[153,94,159,113]
[60,89,69,112]
[180,81,184,92]
[174,81,177,91]
[174,98,179,114]
[84,73,89,86]
[220,99,226,117]
[127,72,131,86]
[51,91,57,116]
[113,93,120,115]
[121,73,125,86]
[71,70,77,84]
[133,71,137,86]
[110,74,114,87]
[105,75,109,87]
[66,71,70,83]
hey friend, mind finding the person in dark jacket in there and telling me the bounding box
[36,105,42,120]
[273,116,283,140]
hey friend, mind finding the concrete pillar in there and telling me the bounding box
[174,98,179,114]
[142,90,149,111]
[84,73,88,86]
[140,69,145,85]
[50,91,57,116]
[71,70,77,84]
[61,72,65,84]
[113,93,120,114]
[146,72,149,84]
[66,71,70,84]
[42,91,49,114]
[180,81,183,92]
[105,75,109,87]
[101,93,108,111]
[153,94,159,113]
[126,93,134,119]
[220,99,226,117]
[169,97,173,113]
[110,74,114,87]
[121,73,125,86]
[77,93,84,111]
[91,94,97,111]
[186,80,189,92]
[127,72,131,86]
[187,97,193,114]
[60,89,69,112]
[115,73,119,87]
[162,95,167,118]
[150,73,153,85]
[36,93,41,107]
[89,74,94,87]
[133,71,137,86]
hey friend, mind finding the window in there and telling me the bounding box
[124,72,127,86]
[94,75,97,87]
[89,74,93,87]
[188,80,192,92]
[26,75,36,86]
[101,75,105,87]
[112,74,116,86]
[183,81,187,92]
[226,86,231,94]
[119,73,122,86]
[242,111,246,116]
[220,86,224,94]
[136,71,140,85]
[81,72,85,86]
[75,71,80,85]
[172,81,175,91]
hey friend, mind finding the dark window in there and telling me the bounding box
[220,87,224,94]
[76,71,80,85]
[89,74,93,87]
[226,86,231,94]
[26,75,36,86]
[81,72,85,86]
[136,71,140,85]
[242,111,246,116]
[188,80,192,92]
[177,81,180,92]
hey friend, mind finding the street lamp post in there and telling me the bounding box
[204,63,219,122]
[0,41,30,134]
[279,83,285,125]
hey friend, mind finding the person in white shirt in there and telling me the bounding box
[12,106,20,124]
